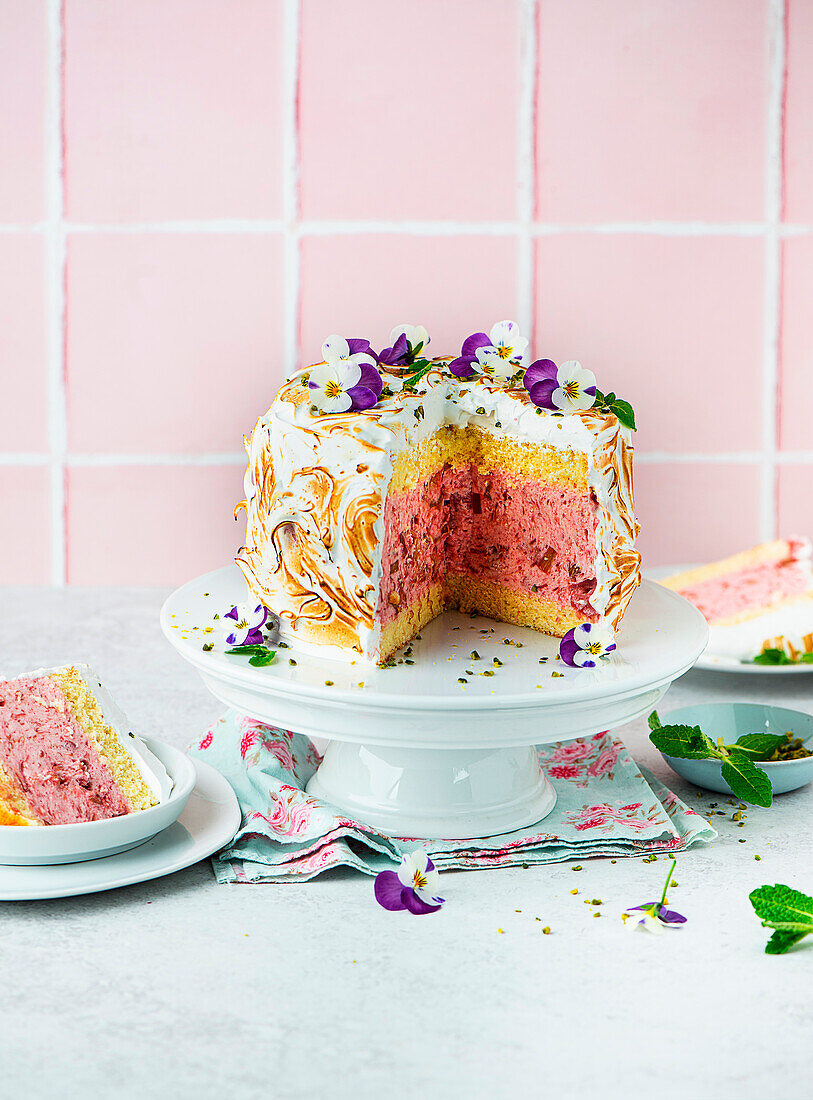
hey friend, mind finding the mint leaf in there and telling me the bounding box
[801,653,813,664]
[750,885,813,953]
[225,645,268,656]
[721,753,773,806]
[611,399,636,431]
[733,733,785,759]
[649,723,715,759]
[248,650,277,667]
[750,883,813,927]
[648,710,662,731]
[766,929,810,954]
[753,647,792,666]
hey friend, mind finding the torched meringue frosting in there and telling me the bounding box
[236,361,641,661]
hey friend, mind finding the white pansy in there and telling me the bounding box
[309,335,377,414]
[571,622,616,667]
[222,602,268,646]
[626,910,666,934]
[396,850,444,906]
[474,320,529,382]
[550,360,597,412]
[390,324,430,353]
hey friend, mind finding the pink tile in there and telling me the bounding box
[66,234,284,453]
[779,238,813,451]
[635,463,761,566]
[778,465,813,538]
[784,1,813,222]
[64,1,283,221]
[67,464,245,585]
[299,0,517,220]
[0,1,46,221]
[537,0,766,221]
[300,235,517,358]
[535,235,763,453]
[0,236,48,451]
[0,467,51,583]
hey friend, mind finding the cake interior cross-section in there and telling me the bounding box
[236,323,641,665]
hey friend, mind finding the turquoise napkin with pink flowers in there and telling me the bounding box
[190,711,716,883]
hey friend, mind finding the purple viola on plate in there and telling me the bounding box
[559,622,616,668]
[524,358,597,412]
[374,850,445,915]
[377,323,430,367]
[625,860,686,934]
[449,320,529,382]
[222,602,278,647]
[308,335,383,413]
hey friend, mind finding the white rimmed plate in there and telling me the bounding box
[0,757,240,900]
[0,739,195,866]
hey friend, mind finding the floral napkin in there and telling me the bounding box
[190,711,716,884]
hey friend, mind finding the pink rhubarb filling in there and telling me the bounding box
[678,560,812,623]
[0,676,130,824]
[377,465,599,623]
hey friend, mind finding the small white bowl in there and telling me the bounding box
[0,739,197,866]
[656,703,813,798]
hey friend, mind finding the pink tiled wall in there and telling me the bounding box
[1,0,811,585]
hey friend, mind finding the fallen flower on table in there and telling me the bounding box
[624,859,686,934]
[374,850,445,915]
[749,883,813,954]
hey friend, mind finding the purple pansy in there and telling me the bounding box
[524,358,597,412]
[374,850,445,915]
[223,603,277,647]
[377,324,430,367]
[625,861,686,934]
[449,320,529,382]
[559,622,616,668]
[308,335,383,413]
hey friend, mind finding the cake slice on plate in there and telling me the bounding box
[0,664,173,826]
[662,538,813,662]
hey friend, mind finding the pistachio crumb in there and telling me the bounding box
[542,926,551,934]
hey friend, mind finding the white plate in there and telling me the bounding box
[693,652,813,675]
[161,567,707,839]
[0,739,196,866]
[0,758,240,901]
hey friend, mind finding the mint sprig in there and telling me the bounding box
[648,710,775,806]
[751,646,813,666]
[749,884,813,954]
[594,388,636,431]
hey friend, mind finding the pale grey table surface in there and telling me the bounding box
[1,586,812,1100]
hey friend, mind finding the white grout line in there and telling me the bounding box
[45,0,66,586]
[760,0,786,540]
[516,0,537,339]
[282,0,301,377]
[4,219,813,236]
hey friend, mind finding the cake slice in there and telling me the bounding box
[0,664,173,826]
[662,538,813,661]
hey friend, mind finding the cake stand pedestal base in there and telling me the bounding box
[306,741,556,839]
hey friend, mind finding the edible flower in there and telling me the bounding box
[625,860,686,934]
[308,335,383,413]
[222,602,278,647]
[559,622,616,668]
[449,320,529,382]
[524,358,597,412]
[374,850,445,915]
[378,323,430,367]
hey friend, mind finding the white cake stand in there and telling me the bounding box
[161,568,708,839]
